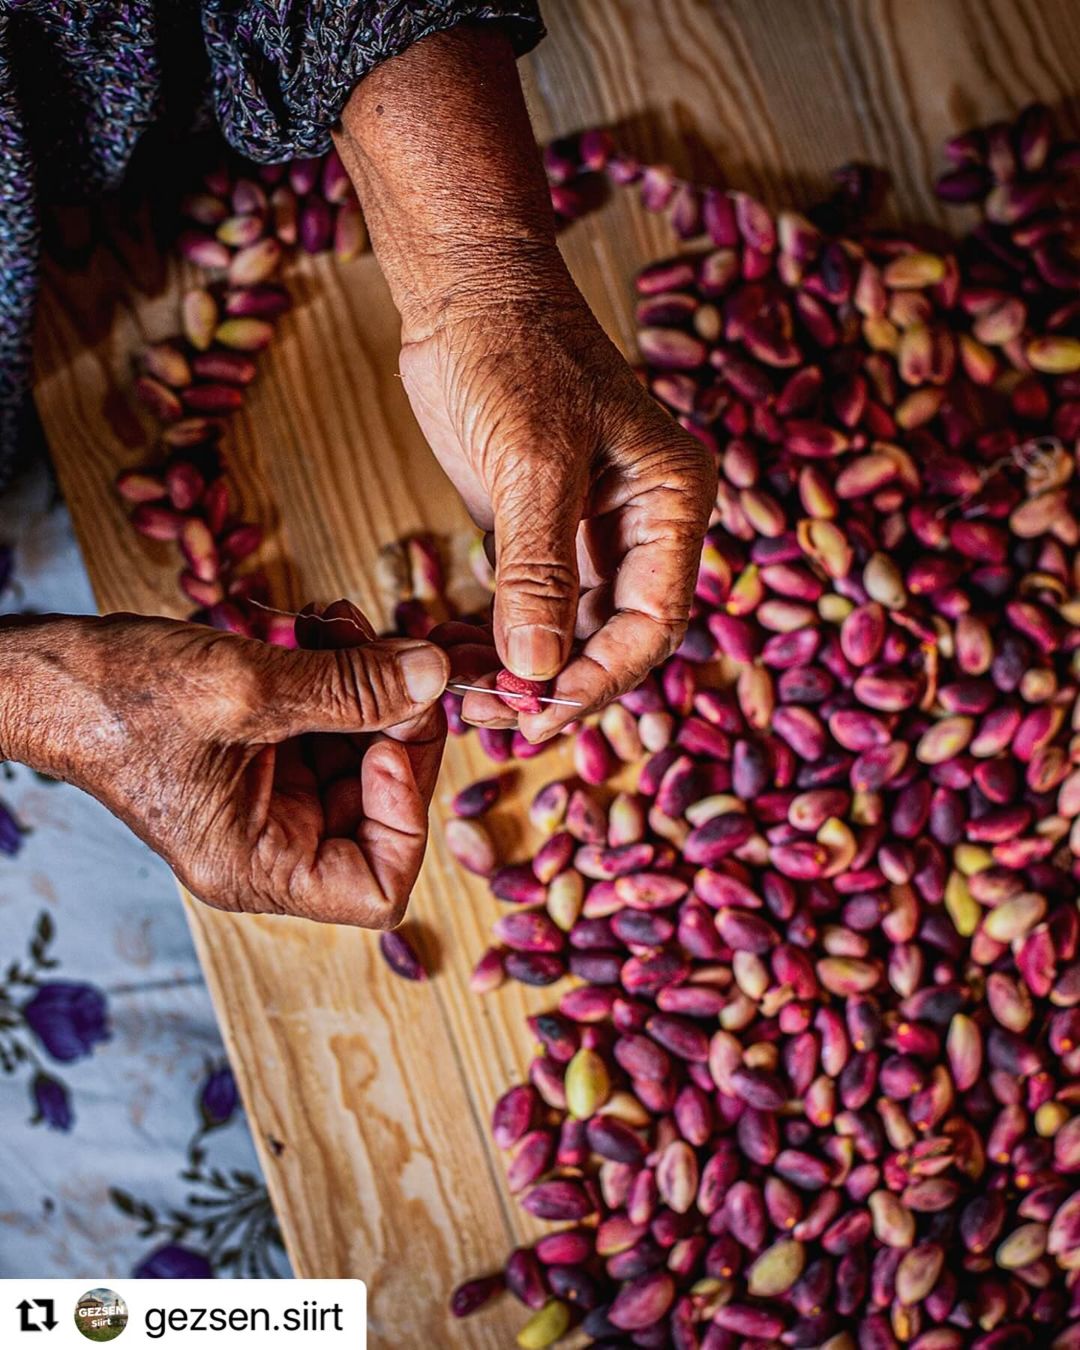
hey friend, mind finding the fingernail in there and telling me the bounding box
[508,626,562,680]
[399,645,448,703]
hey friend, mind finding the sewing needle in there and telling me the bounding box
[447,682,583,708]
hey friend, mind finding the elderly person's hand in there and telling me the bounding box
[0,20,714,931]
[400,292,715,743]
[0,607,448,925]
[336,25,716,739]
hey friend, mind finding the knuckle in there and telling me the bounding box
[201,639,270,738]
[337,647,398,726]
[659,440,718,507]
[643,603,693,661]
[498,555,579,607]
[682,444,720,499]
[183,853,268,916]
[371,893,409,931]
[614,407,718,503]
[591,614,688,704]
[668,419,717,468]
[658,615,690,660]
[667,511,714,551]
[631,627,681,679]
[247,827,306,917]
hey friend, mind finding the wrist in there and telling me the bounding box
[397,241,582,346]
[0,615,106,781]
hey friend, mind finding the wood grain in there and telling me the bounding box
[30,1,1080,1342]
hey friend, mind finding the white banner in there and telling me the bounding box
[0,1279,365,1347]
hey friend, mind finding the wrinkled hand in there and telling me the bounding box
[10,608,449,925]
[336,24,715,739]
[399,281,716,741]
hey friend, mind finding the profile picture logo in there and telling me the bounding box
[74,1288,129,1342]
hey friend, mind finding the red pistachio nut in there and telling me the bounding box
[505,953,565,987]
[443,818,497,877]
[450,1274,504,1318]
[492,911,564,954]
[377,930,427,981]
[776,1148,834,1191]
[521,1179,593,1222]
[535,1230,593,1266]
[491,1085,538,1151]
[116,469,167,504]
[468,946,504,994]
[712,1303,786,1338]
[608,1270,676,1331]
[504,1247,547,1311]
[490,864,547,906]
[729,1064,787,1110]
[191,351,258,386]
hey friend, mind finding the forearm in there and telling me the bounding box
[334,23,575,340]
[0,615,104,780]
[331,20,713,714]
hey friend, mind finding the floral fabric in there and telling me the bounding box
[0,0,543,482]
[0,463,286,1278]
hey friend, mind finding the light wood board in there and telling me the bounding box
[31,1,1080,1342]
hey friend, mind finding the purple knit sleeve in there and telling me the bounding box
[201,0,544,162]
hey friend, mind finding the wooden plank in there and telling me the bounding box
[33,238,571,1346]
[30,1,1080,1343]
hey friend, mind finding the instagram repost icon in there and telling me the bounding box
[75,1287,129,1342]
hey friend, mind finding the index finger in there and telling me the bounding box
[518,523,702,743]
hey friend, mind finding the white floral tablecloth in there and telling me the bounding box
[0,461,287,1280]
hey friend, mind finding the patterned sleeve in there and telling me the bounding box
[201,0,545,163]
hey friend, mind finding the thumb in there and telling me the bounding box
[258,638,450,740]
[491,458,587,681]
